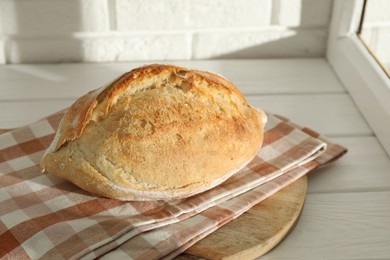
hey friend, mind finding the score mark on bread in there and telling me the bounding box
[40,64,267,201]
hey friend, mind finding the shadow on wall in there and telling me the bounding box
[210,0,331,59]
[6,0,85,63]
[211,30,325,59]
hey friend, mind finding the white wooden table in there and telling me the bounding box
[1,59,389,259]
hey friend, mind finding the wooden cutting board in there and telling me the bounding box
[0,128,307,259]
[178,175,308,259]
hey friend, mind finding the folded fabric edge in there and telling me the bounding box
[272,114,348,166]
[98,166,313,260]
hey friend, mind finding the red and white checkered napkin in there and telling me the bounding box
[0,110,346,259]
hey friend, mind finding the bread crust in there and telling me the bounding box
[40,64,267,201]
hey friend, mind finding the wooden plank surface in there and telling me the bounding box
[247,94,372,137]
[308,136,390,193]
[0,59,345,101]
[0,100,73,128]
[0,59,389,259]
[262,191,390,259]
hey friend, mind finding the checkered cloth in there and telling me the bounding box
[0,110,346,259]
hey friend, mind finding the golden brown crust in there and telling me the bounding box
[40,64,267,201]
[52,64,248,152]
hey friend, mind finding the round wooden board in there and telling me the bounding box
[177,175,308,260]
[0,128,307,259]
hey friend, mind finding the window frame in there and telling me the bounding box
[327,0,390,156]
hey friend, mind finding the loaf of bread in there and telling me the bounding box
[40,64,267,201]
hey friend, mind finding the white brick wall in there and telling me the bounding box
[0,0,110,35]
[116,0,272,30]
[6,34,191,63]
[193,28,327,59]
[272,0,332,27]
[0,0,333,64]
